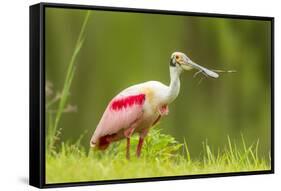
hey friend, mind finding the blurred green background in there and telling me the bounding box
[45,8,272,158]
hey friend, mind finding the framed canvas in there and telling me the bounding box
[29,2,274,188]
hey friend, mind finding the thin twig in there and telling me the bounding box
[193,70,202,78]
[212,69,237,73]
[197,75,206,85]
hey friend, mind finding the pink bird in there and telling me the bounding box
[90,52,219,159]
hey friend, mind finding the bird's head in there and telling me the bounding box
[170,52,219,78]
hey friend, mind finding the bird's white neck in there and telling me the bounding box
[167,66,182,104]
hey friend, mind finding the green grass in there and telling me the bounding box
[46,128,270,184]
[45,11,270,184]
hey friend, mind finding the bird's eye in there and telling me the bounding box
[175,55,179,60]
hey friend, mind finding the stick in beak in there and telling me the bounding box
[188,60,219,78]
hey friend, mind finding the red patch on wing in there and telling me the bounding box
[98,136,110,150]
[110,94,145,110]
[98,134,117,150]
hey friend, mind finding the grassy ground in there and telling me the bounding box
[46,128,270,184]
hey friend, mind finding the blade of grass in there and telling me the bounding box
[255,139,260,162]
[227,135,234,160]
[183,138,191,163]
[53,11,91,135]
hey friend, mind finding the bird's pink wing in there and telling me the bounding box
[90,93,145,145]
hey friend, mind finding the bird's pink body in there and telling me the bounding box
[90,81,170,152]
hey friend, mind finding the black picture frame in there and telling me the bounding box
[29,2,275,188]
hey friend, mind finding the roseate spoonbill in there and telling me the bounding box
[90,52,219,159]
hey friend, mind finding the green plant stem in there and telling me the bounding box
[53,11,91,134]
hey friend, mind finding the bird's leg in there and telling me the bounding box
[136,129,149,158]
[124,114,144,159]
[126,137,130,160]
[136,137,144,158]
[124,127,135,160]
